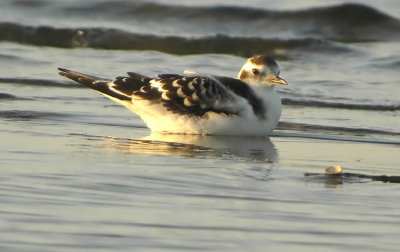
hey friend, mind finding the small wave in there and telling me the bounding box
[282,98,400,111]
[278,121,400,138]
[369,56,400,69]
[0,53,20,60]
[0,110,67,121]
[0,93,26,100]
[0,22,348,56]
[274,131,400,145]
[0,77,82,88]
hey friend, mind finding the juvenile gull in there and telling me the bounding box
[58,55,287,135]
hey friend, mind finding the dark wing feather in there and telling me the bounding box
[214,76,266,119]
[153,75,263,118]
[112,72,161,100]
[111,73,150,96]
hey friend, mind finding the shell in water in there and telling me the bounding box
[325,165,343,175]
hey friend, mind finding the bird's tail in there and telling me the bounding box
[58,67,107,87]
[58,67,131,101]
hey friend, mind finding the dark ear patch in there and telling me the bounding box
[238,70,248,80]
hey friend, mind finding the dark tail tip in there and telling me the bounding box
[57,67,70,76]
[57,67,94,86]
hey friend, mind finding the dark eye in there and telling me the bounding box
[252,68,259,75]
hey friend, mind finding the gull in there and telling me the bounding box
[58,55,287,135]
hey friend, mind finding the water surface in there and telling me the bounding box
[0,0,399,251]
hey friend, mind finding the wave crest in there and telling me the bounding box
[0,22,349,56]
[66,2,400,41]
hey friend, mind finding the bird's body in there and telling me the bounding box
[58,55,287,136]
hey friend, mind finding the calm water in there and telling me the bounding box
[1,0,400,251]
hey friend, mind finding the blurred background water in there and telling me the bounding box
[0,0,399,251]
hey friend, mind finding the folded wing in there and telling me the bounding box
[58,68,264,118]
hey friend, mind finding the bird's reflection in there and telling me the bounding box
[103,133,279,163]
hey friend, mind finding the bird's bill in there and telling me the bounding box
[268,76,288,85]
[267,75,288,85]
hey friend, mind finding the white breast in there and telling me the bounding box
[124,86,282,136]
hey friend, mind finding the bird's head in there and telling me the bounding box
[238,55,287,87]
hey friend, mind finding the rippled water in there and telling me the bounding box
[1,0,400,251]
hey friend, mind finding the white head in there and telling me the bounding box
[238,55,287,87]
